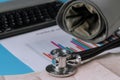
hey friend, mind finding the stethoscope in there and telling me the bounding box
[46,35,120,77]
[45,0,120,77]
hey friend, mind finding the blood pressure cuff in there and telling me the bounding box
[57,0,120,43]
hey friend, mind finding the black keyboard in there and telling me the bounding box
[0,1,63,39]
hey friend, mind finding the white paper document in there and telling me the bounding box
[0,25,120,80]
[0,25,97,72]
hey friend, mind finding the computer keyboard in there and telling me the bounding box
[0,1,63,39]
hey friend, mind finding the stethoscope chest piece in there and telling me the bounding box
[46,49,78,77]
[46,64,77,77]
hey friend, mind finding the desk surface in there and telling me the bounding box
[1,53,120,80]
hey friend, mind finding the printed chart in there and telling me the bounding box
[27,26,103,60]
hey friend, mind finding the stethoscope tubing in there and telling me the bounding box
[74,37,120,61]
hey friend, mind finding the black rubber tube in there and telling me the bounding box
[74,38,120,60]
